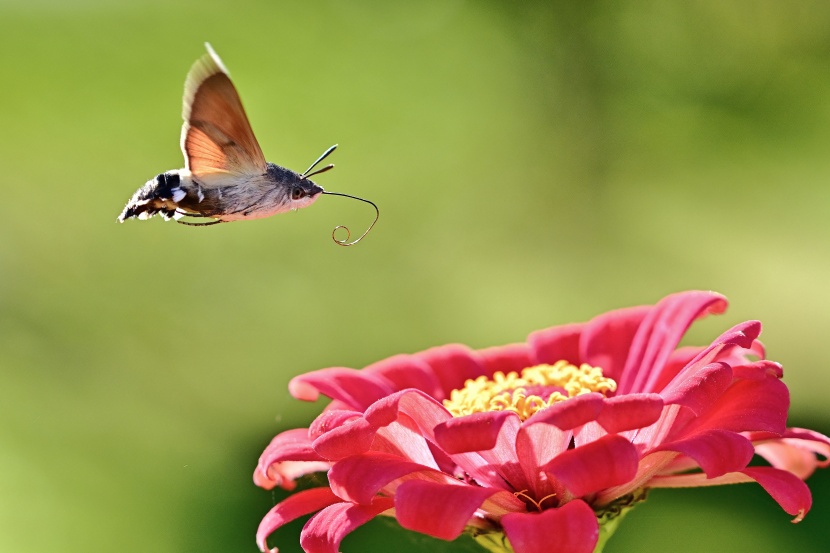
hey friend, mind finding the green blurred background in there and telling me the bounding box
[1,1,828,552]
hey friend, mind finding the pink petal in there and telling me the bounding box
[660,362,733,416]
[742,466,813,522]
[312,390,451,460]
[647,471,738,488]
[444,412,526,491]
[732,360,783,380]
[596,393,664,433]
[434,411,517,454]
[311,417,375,460]
[415,344,487,399]
[372,419,442,468]
[516,419,571,497]
[618,291,728,395]
[461,412,526,490]
[524,393,605,431]
[253,460,331,492]
[580,304,651,383]
[289,368,395,411]
[648,466,813,522]
[528,323,584,365]
[718,335,766,367]
[394,480,521,540]
[329,452,451,505]
[754,441,825,481]
[751,428,830,479]
[542,434,639,498]
[649,346,705,392]
[688,377,789,435]
[363,354,444,399]
[363,389,452,439]
[501,500,599,553]
[781,428,830,459]
[515,395,605,495]
[300,497,395,553]
[256,487,341,552]
[652,429,754,478]
[477,342,535,375]
[665,320,762,390]
[255,428,330,491]
[308,410,362,441]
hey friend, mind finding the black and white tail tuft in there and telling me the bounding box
[117,172,185,222]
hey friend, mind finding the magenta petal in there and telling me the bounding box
[525,393,604,430]
[501,500,599,553]
[654,429,754,478]
[329,452,450,505]
[478,342,536,375]
[754,441,822,481]
[289,368,395,411]
[516,420,571,496]
[300,496,395,553]
[364,354,444,399]
[528,323,584,365]
[751,428,830,479]
[256,487,341,552]
[648,346,705,392]
[732,360,783,380]
[542,434,639,497]
[395,480,518,540]
[617,291,728,394]
[452,412,526,491]
[741,466,813,522]
[779,428,830,465]
[580,304,651,383]
[308,410,362,441]
[255,428,329,491]
[691,377,789,435]
[415,344,487,398]
[363,389,452,438]
[623,292,730,393]
[312,390,451,460]
[667,320,762,388]
[434,411,517,454]
[311,417,376,460]
[597,393,664,433]
[661,362,733,416]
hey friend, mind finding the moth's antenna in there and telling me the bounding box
[302,144,338,177]
[321,192,379,246]
[303,164,335,179]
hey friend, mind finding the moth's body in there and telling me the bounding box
[117,44,324,225]
[119,163,322,223]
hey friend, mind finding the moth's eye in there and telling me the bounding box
[292,188,305,200]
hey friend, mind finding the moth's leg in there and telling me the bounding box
[176,218,224,227]
[175,209,212,218]
[173,208,223,226]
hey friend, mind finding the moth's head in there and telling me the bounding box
[289,179,324,209]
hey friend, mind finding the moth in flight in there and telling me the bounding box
[118,43,377,246]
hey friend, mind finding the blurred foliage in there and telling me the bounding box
[0,1,829,552]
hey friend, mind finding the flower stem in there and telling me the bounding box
[594,488,649,553]
[472,531,513,553]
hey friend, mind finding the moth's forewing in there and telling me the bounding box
[180,44,267,178]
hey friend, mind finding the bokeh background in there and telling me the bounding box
[1,1,829,552]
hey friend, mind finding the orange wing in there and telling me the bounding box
[180,44,267,178]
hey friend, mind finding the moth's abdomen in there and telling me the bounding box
[117,171,187,222]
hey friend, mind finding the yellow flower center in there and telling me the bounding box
[443,360,617,421]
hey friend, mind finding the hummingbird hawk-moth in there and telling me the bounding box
[117,43,377,245]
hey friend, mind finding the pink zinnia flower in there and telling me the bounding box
[254,291,830,553]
